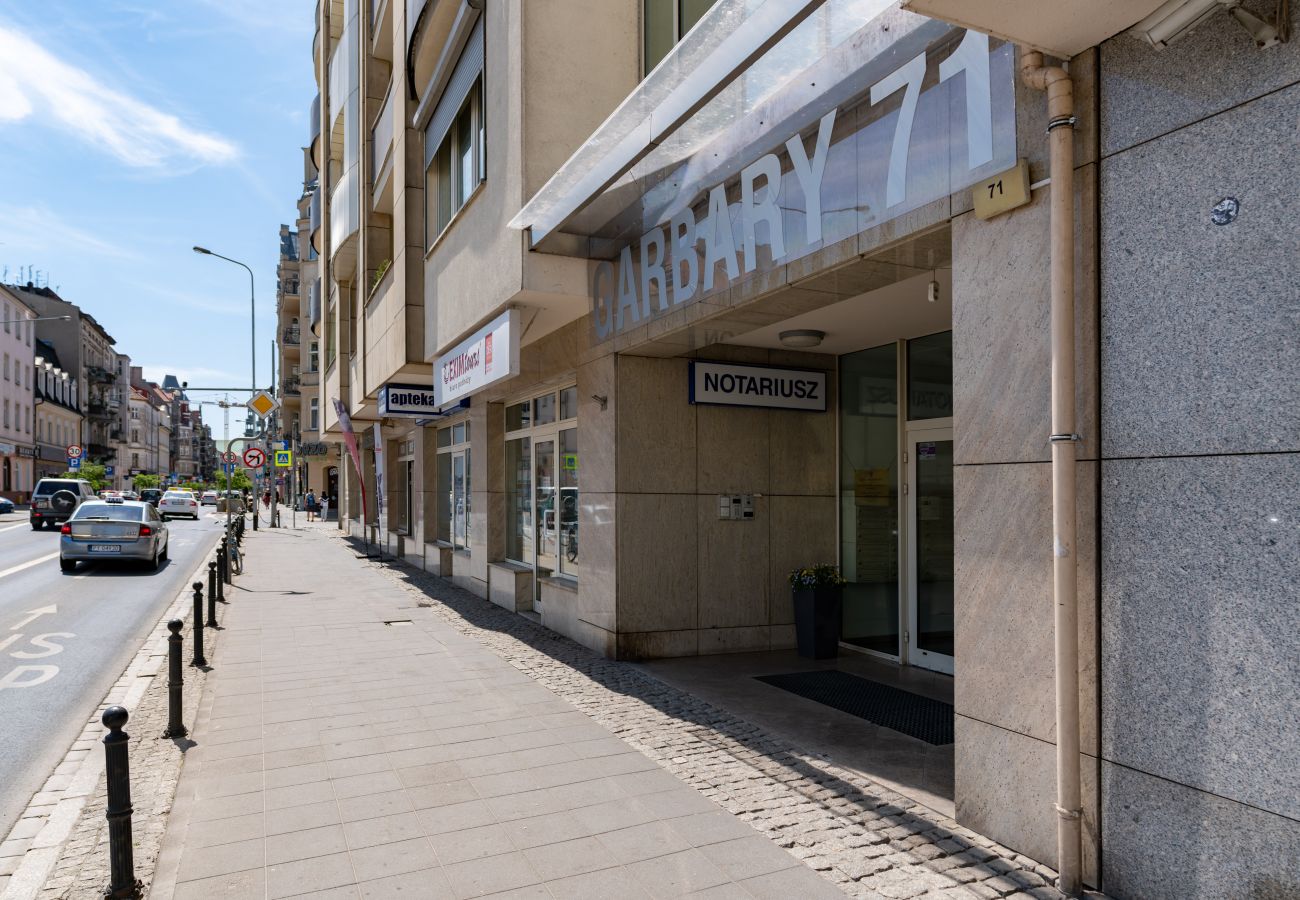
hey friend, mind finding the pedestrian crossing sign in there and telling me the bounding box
[274,449,293,467]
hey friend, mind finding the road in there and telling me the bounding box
[0,506,224,838]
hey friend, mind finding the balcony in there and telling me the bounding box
[310,93,322,170]
[87,365,115,385]
[282,376,302,396]
[87,400,113,419]
[330,163,360,278]
[309,186,322,254]
[283,325,302,345]
[370,84,395,213]
[86,442,115,461]
[309,278,322,336]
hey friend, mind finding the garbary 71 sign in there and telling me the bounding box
[590,28,1015,342]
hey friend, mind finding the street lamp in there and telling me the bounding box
[191,246,256,398]
[0,315,73,324]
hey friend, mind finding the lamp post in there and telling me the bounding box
[192,246,260,528]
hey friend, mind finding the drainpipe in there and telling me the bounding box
[1019,49,1082,898]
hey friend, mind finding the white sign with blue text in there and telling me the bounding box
[689,362,826,412]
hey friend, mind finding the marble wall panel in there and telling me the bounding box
[696,496,769,629]
[616,492,698,633]
[617,629,700,660]
[1101,453,1300,819]
[1100,5,1300,156]
[955,715,1100,886]
[615,356,697,494]
[1100,85,1300,458]
[698,626,772,655]
[577,491,617,634]
[1101,761,1300,900]
[696,405,770,495]
[954,461,1098,756]
[577,355,616,494]
[767,495,838,627]
[952,163,1098,466]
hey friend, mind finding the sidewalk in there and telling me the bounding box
[149,524,1067,899]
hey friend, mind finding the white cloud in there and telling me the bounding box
[0,204,144,262]
[0,23,239,169]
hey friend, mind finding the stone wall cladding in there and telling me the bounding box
[362,536,1074,900]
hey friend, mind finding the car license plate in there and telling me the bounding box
[89,544,121,553]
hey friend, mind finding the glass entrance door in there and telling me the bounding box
[906,427,954,674]
[534,438,557,580]
[451,450,469,550]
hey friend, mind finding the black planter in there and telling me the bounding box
[792,586,842,659]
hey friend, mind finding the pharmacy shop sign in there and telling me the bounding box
[689,362,826,412]
[378,384,441,417]
[590,29,1014,342]
[434,309,520,406]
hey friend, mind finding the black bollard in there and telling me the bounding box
[206,563,218,628]
[162,620,187,739]
[252,504,258,531]
[216,550,225,603]
[208,562,217,613]
[190,582,206,667]
[102,706,142,899]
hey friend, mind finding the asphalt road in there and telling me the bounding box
[0,507,224,838]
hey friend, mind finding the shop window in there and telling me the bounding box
[505,387,579,581]
[425,78,484,246]
[643,0,718,75]
[907,331,953,421]
[435,422,471,549]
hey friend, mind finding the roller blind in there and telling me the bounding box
[424,16,484,170]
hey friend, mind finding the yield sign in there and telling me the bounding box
[242,447,267,468]
[246,390,278,418]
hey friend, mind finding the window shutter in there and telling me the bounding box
[424,16,484,170]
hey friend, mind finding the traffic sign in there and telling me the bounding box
[105,465,115,476]
[279,440,290,451]
[242,447,266,468]
[246,391,279,418]
[220,451,236,464]
[68,457,82,470]
[274,450,293,468]
[66,444,82,459]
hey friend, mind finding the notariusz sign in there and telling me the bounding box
[689,362,826,412]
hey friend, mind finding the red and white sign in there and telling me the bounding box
[242,447,266,468]
[434,309,519,407]
[66,444,83,459]
[221,451,237,464]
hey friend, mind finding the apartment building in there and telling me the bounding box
[310,1,1297,895]
[0,284,37,501]
[32,338,82,482]
[125,367,173,487]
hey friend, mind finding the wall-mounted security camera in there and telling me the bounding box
[1131,0,1285,50]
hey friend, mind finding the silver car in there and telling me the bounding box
[60,500,170,573]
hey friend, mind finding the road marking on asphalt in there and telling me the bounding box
[0,634,23,653]
[0,554,59,581]
[10,633,74,659]
[10,605,58,630]
[0,522,28,532]
[0,665,58,690]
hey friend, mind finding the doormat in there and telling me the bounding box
[754,670,954,745]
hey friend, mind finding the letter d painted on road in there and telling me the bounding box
[0,665,58,690]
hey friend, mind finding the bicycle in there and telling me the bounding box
[226,524,243,575]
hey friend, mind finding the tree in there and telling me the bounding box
[62,463,108,490]
[215,468,253,492]
[133,474,162,489]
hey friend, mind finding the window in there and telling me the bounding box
[309,398,319,432]
[643,0,718,75]
[505,387,579,583]
[425,78,484,246]
[309,341,319,373]
[3,353,8,381]
[325,304,337,367]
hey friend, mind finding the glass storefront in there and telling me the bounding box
[435,421,470,549]
[839,331,954,671]
[505,387,579,594]
[839,343,900,655]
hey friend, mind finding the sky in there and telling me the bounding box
[0,0,316,436]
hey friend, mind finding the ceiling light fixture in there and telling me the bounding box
[779,329,826,349]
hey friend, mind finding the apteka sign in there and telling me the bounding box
[689,361,826,412]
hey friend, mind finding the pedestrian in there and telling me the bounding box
[305,489,317,522]
[262,490,271,508]
[320,494,330,522]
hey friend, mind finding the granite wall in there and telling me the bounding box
[1097,16,1300,899]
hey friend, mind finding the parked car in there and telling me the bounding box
[139,489,163,507]
[200,491,219,506]
[59,499,169,572]
[29,478,97,530]
[120,490,139,501]
[159,490,200,520]
[0,497,15,514]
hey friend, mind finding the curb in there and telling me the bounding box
[0,544,220,900]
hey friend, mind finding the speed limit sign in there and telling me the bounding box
[242,447,266,468]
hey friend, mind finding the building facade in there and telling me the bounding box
[0,285,37,501]
[32,338,82,482]
[309,1,1298,895]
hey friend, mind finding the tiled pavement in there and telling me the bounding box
[152,524,1070,899]
[151,526,849,899]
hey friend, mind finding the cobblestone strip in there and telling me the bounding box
[359,540,1071,900]
[0,572,217,900]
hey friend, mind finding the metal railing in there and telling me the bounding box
[282,326,301,345]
